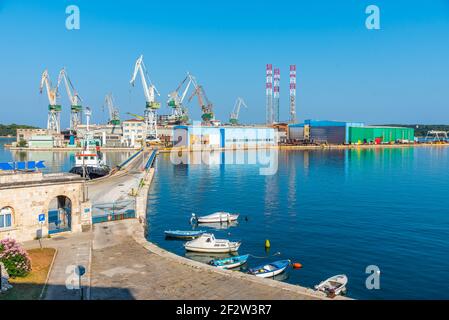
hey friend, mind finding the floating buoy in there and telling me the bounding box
[292,262,302,269]
[265,239,271,249]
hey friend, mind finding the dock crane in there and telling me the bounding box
[167,72,196,124]
[130,54,160,142]
[229,97,248,125]
[103,93,121,126]
[58,67,83,130]
[126,112,145,121]
[188,82,215,124]
[40,69,62,133]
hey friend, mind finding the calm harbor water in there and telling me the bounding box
[0,137,132,173]
[146,147,449,300]
[2,137,449,299]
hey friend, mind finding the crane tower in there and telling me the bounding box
[229,97,248,125]
[58,67,83,130]
[130,55,161,141]
[40,70,62,133]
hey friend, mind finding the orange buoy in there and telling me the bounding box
[292,262,302,269]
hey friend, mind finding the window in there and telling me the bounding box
[90,156,95,160]
[0,207,13,229]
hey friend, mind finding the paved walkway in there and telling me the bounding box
[89,220,330,300]
[23,231,92,300]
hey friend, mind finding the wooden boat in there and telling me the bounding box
[209,254,249,269]
[184,233,241,253]
[314,274,348,296]
[248,260,291,278]
[164,230,205,239]
[191,212,239,224]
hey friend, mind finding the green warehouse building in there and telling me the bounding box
[348,126,415,144]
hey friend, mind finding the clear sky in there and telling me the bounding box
[0,0,448,128]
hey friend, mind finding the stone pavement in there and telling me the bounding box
[23,231,92,300]
[89,220,332,300]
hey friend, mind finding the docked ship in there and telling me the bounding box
[69,145,110,179]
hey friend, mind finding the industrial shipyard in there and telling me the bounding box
[1,1,449,314]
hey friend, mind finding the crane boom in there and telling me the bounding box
[40,69,62,132]
[126,112,145,121]
[130,55,160,109]
[58,67,83,129]
[40,70,59,105]
[230,97,248,125]
[58,68,82,106]
[104,93,120,125]
[188,83,214,123]
[129,54,161,143]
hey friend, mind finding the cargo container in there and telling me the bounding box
[348,126,414,144]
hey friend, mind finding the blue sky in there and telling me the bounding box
[0,0,448,127]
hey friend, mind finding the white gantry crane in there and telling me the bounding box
[40,70,62,133]
[229,97,248,125]
[103,93,121,126]
[167,72,196,124]
[130,54,161,142]
[58,67,83,130]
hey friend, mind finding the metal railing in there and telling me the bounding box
[145,149,158,170]
[91,200,136,224]
[117,148,143,170]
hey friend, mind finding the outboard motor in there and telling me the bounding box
[190,213,198,225]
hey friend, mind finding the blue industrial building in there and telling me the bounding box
[173,125,276,148]
[288,120,365,144]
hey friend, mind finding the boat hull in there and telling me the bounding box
[197,214,239,224]
[184,243,241,253]
[210,254,249,269]
[69,165,110,179]
[164,230,205,239]
[249,260,290,278]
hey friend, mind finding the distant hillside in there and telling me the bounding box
[378,125,449,137]
[0,124,39,136]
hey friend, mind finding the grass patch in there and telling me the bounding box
[1,248,56,300]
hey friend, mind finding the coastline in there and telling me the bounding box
[5,142,448,153]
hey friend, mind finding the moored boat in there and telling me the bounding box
[209,254,249,269]
[314,274,348,296]
[69,141,110,179]
[184,233,241,253]
[191,212,239,224]
[248,260,291,278]
[164,230,205,239]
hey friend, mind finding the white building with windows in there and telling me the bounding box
[122,119,146,147]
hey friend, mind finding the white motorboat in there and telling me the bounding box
[314,274,348,296]
[191,212,239,224]
[184,233,241,253]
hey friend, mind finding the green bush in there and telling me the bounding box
[0,238,31,277]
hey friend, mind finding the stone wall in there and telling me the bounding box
[0,173,91,242]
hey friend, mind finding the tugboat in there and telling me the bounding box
[69,144,110,179]
[69,106,110,179]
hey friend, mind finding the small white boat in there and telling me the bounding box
[314,274,348,296]
[191,212,239,224]
[184,233,241,253]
